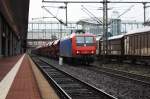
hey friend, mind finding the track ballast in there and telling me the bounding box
[31,56,116,99]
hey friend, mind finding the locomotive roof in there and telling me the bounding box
[60,33,95,41]
[53,40,60,45]
[72,33,95,36]
[36,46,42,49]
[69,33,95,38]
[125,26,150,35]
[96,36,102,41]
[108,34,124,40]
[47,41,53,46]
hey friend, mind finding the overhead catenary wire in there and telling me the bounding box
[42,6,66,25]
[32,17,55,20]
[117,5,135,18]
[81,5,103,24]
[81,8,102,25]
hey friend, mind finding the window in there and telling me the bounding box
[76,37,84,43]
[76,36,94,46]
[85,37,94,43]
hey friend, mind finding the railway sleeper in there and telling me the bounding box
[69,92,100,97]
[68,91,94,96]
[44,69,59,72]
[39,66,50,68]
[71,96,103,99]
[47,74,66,78]
[61,86,86,90]
[47,73,64,76]
[55,80,75,84]
[60,83,82,88]
[64,88,89,92]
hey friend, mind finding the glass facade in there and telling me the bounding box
[27,20,144,48]
[27,21,82,47]
[28,21,82,40]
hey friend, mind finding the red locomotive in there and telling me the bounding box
[60,33,96,64]
[33,31,96,64]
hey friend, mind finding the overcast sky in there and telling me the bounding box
[29,0,150,22]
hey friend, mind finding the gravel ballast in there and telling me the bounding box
[40,57,150,99]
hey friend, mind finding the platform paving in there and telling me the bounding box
[0,54,60,99]
[5,54,42,99]
[0,54,42,99]
[0,55,22,81]
[28,55,60,99]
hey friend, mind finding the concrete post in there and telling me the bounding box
[14,35,16,55]
[9,31,12,56]
[15,39,21,55]
[7,29,10,56]
[11,32,14,55]
[59,57,63,65]
[4,26,9,56]
[5,32,8,56]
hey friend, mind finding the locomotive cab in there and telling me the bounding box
[60,33,96,64]
[73,35,96,56]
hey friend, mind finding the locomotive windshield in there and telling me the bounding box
[85,37,94,43]
[76,37,85,43]
[76,36,94,46]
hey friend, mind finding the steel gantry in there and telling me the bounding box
[42,0,150,58]
[42,1,150,3]
[42,0,150,23]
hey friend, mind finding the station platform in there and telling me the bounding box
[0,54,59,99]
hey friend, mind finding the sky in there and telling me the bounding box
[29,0,150,22]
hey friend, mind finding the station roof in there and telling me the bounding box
[77,18,103,26]
[77,18,120,26]
[96,35,102,41]
[125,26,150,35]
[108,34,124,40]
[0,0,30,39]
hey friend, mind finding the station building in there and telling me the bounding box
[0,0,29,57]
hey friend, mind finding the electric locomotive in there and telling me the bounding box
[60,32,96,64]
[32,30,96,64]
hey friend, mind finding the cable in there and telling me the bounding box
[81,5,103,24]
[42,6,66,25]
[117,5,135,18]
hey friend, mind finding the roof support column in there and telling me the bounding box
[9,31,13,56]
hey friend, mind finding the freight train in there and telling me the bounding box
[33,32,97,64]
[97,27,150,65]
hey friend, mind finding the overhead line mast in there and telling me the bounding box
[42,0,150,58]
[42,0,150,23]
[42,0,150,4]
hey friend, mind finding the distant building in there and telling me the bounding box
[110,19,121,36]
[77,18,121,36]
[77,18,144,37]
[77,18,103,36]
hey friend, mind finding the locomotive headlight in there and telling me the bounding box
[76,51,79,54]
[91,51,94,54]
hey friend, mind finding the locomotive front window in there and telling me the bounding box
[85,37,94,43]
[76,36,94,46]
[76,37,84,43]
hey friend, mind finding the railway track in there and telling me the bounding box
[87,64,150,85]
[31,56,117,99]
[36,55,150,85]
